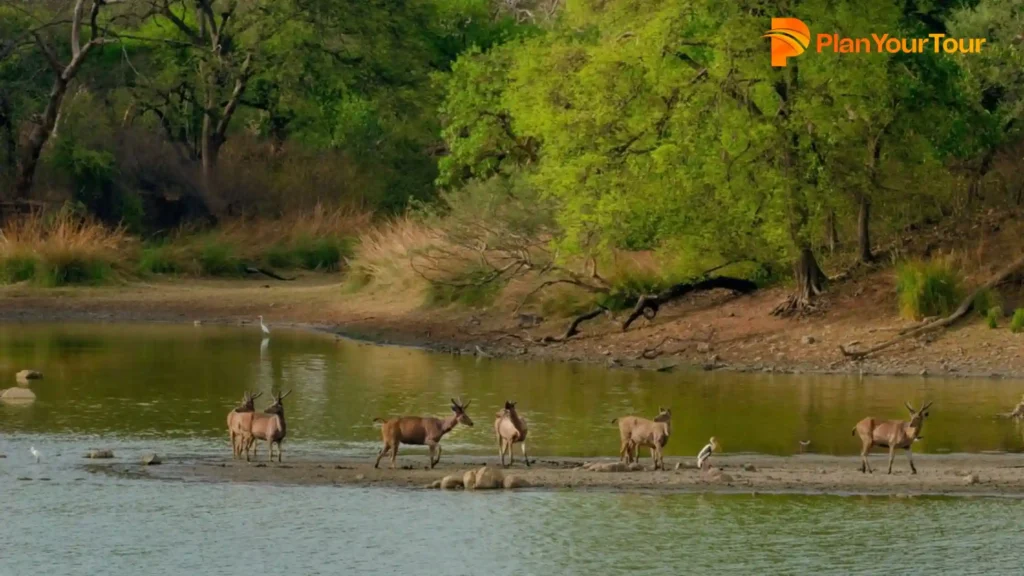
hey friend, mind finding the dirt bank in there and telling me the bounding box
[1,271,1023,379]
[89,453,1024,497]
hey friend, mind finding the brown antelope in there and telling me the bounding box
[612,407,672,470]
[494,400,529,467]
[247,390,291,463]
[227,391,262,458]
[852,401,932,474]
[373,398,474,469]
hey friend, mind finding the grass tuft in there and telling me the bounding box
[896,258,964,320]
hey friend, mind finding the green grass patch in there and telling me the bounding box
[0,255,38,283]
[198,242,245,276]
[137,244,182,275]
[425,265,501,307]
[987,306,1003,329]
[262,236,352,271]
[896,259,964,320]
[973,288,1001,317]
[37,255,112,286]
[1012,309,1024,334]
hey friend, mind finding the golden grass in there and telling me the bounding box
[347,216,442,294]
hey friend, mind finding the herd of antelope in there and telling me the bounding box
[225,391,935,475]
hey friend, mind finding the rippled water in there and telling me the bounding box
[2,322,1024,575]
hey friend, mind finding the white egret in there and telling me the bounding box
[258,315,270,336]
[697,437,719,470]
[30,446,41,464]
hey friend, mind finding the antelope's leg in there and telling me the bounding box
[906,447,916,475]
[277,442,283,463]
[497,436,505,467]
[374,444,388,469]
[860,442,871,473]
[230,431,236,458]
[887,445,896,474]
[619,439,628,462]
[434,444,442,467]
[508,440,515,466]
[522,441,530,467]
[390,443,399,470]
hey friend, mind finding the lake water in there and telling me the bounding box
[2,322,1024,575]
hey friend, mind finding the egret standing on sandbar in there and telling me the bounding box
[258,315,270,336]
[697,437,719,470]
[30,446,40,464]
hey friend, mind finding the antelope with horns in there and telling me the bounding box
[494,400,530,467]
[852,401,932,474]
[227,391,262,459]
[612,407,672,470]
[246,390,291,463]
[373,398,474,469]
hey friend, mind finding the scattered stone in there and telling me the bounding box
[440,475,464,490]
[742,463,757,472]
[710,470,734,483]
[503,475,530,489]
[626,462,645,472]
[696,342,711,353]
[474,466,504,489]
[354,474,365,481]
[801,335,816,345]
[429,480,442,489]
[141,453,162,465]
[0,387,36,401]
[516,314,543,328]
[463,470,477,490]
[15,370,42,385]
[818,468,827,474]
[964,474,980,486]
[85,449,114,459]
[583,461,629,473]
[0,454,6,458]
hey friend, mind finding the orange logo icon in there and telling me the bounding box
[764,18,810,67]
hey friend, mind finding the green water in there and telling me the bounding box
[2,322,1024,575]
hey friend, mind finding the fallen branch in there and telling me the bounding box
[638,336,685,360]
[245,266,295,281]
[539,306,611,343]
[840,254,1024,360]
[622,276,758,331]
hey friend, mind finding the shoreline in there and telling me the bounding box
[1,277,1023,380]
[89,453,1024,498]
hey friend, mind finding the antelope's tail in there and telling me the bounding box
[851,427,856,436]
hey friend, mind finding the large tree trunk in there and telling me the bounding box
[857,194,872,263]
[773,245,826,316]
[826,209,838,254]
[14,76,69,200]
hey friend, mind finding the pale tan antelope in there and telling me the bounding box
[227,391,262,459]
[852,401,932,474]
[373,398,474,469]
[494,400,530,467]
[612,407,672,470]
[247,390,291,463]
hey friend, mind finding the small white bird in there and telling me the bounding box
[697,437,719,470]
[258,315,270,336]
[30,446,40,464]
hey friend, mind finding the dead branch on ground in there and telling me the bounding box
[622,276,758,331]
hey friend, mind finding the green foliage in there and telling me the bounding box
[424,264,502,307]
[138,245,181,275]
[1012,309,1024,334]
[0,255,37,284]
[987,306,1003,329]
[896,259,964,320]
[262,237,352,270]
[197,242,245,277]
[974,288,1002,317]
[37,256,112,287]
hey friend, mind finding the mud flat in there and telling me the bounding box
[89,453,1024,497]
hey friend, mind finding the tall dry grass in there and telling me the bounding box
[0,210,130,285]
[346,216,442,294]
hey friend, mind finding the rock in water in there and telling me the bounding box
[141,453,162,465]
[85,449,114,459]
[15,370,42,385]
[742,463,758,472]
[964,474,980,486]
[473,466,504,490]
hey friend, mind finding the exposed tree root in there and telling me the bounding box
[245,266,295,281]
[622,277,758,331]
[840,254,1024,360]
[538,306,612,343]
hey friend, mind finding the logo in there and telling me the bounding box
[763,18,810,67]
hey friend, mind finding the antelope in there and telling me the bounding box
[612,407,672,470]
[852,401,932,474]
[227,391,262,459]
[247,390,291,463]
[373,398,474,469]
[494,400,529,467]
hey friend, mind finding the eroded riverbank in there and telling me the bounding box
[90,453,1024,497]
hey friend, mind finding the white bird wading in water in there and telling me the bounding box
[697,437,719,470]
[258,315,270,336]
[30,446,40,464]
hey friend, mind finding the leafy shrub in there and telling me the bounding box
[0,255,37,283]
[425,264,502,307]
[198,242,245,276]
[973,288,1001,317]
[138,245,181,275]
[1012,309,1024,334]
[896,259,964,320]
[987,306,1003,329]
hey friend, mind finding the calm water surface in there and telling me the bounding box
[2,322,1024,575]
